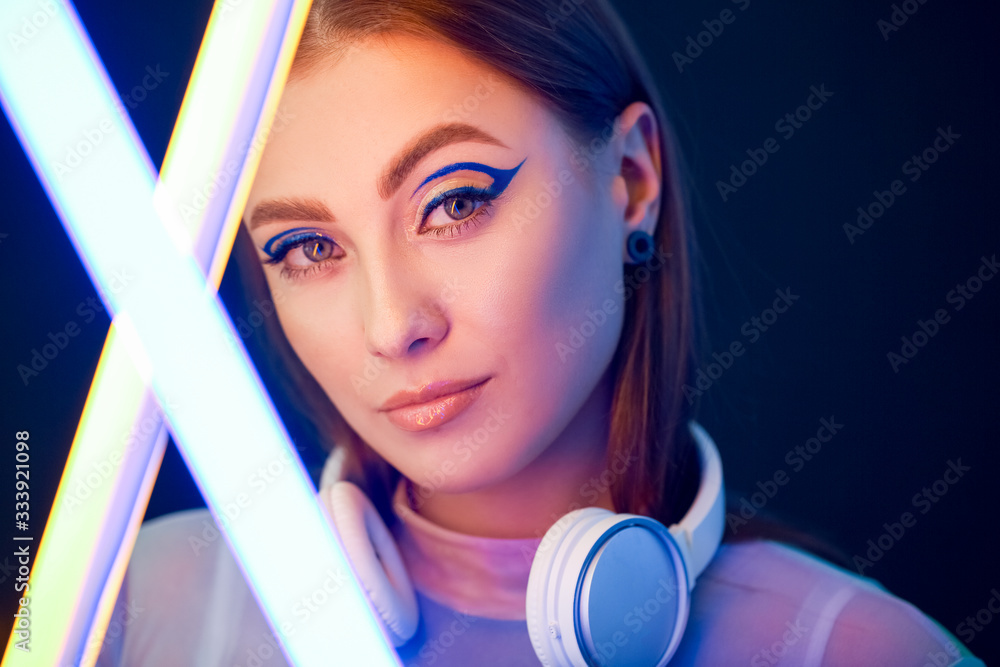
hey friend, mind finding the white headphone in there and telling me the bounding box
[321,422,725,666]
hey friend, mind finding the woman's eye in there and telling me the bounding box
[298,239,336,263]
[421,187,495,236]
[261,228,343,279]
[443,196,484,221]
[416,160,525,237]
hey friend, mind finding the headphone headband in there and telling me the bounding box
[669,422,726,586]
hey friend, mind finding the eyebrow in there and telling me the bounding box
[248,197,334,231]
[378,122,507,200]
[248,123,507,230]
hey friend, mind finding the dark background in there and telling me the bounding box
[1,0,997,663]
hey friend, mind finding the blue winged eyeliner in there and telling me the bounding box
[263,227,332,262]
[411,158,526,198]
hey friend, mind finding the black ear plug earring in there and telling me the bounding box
[626,229,655,264]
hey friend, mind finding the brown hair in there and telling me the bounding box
[237,0,701,526]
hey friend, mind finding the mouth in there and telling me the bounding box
[380,377,490,432]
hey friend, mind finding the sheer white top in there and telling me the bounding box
[96,476,984,666]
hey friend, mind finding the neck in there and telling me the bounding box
[410,369,617,539]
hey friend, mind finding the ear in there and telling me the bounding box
[609,102,663,257]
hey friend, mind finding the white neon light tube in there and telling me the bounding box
[0,2,400,665]
[2,0,321,662]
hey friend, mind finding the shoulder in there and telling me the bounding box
[126,507,227,603]
[673,539,983,666]
[107,510,226,657]
[132,506,224,558]
[98,508,280,666]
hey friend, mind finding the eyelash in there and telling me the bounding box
[262,230,340,281]
[260,184,503,281]
[420,185,498,238]
[280,262,328,282]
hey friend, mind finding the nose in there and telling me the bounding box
[361,255,450,360]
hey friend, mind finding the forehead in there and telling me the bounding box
[252,33,565,197]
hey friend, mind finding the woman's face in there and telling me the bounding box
[244,34,644,499]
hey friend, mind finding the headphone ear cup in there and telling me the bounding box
[325,481,419,647]
[526,508,612,667]
[526,508,691,667]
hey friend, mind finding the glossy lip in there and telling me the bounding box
[380,377,490,432]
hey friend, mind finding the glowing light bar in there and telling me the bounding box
[1,0,316,661]
[0,1,400,666]
[3,3,321,662]
[2,331,171,667]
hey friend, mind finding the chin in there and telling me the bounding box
[395,441,506,492]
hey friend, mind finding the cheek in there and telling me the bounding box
[271,283,361,401]
[491,176,625,378]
